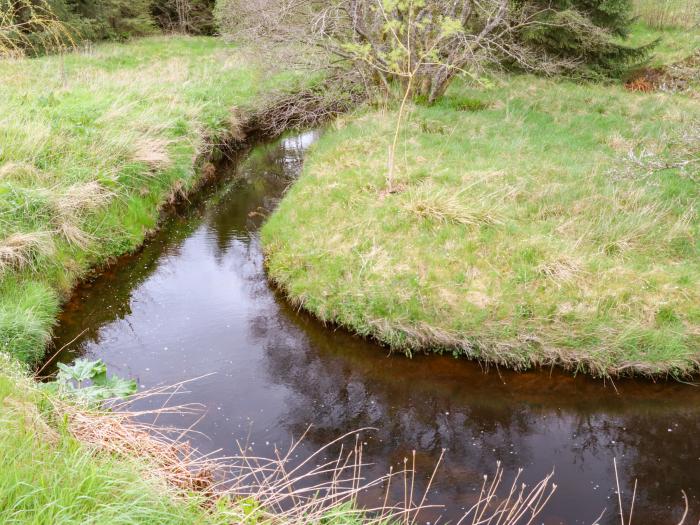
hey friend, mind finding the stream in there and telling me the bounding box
[50,130,700,525]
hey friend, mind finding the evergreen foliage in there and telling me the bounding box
[66,0,157,40]
[521,0,656,78]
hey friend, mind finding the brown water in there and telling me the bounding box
[51,131,700,524]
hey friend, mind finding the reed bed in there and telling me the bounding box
[633,0,699,30]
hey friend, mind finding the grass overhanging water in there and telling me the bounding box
[0,35,303,365]
[262,25,700,378]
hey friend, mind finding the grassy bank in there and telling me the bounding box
[0,35,281,523]
[2,353,431,524]
[0,36,300,364]
[262,25,700,377]
[0,355,237,524]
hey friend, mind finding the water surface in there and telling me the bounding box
[52,131,700,524]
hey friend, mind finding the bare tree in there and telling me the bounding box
[217,0,579,190]
[217,0,573,104]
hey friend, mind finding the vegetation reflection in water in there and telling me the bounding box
[51,131,700,525]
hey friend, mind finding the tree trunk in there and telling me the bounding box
[428,69,454,104]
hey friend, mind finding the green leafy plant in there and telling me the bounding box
[51,358,137,402]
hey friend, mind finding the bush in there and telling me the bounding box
[68,0,157,41]
[2,0,217,55]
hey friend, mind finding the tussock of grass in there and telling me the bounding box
[132,136,174,169]
[0,232,55,274]
[262,71,700,377]
[0,36,299,365]
[402,183,503,226]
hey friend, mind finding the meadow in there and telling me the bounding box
[1,4,699,522]
[262,25,700,377]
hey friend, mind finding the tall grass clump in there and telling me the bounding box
[633,0,699,29]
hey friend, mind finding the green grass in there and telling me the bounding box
[0,355,239,524]
[262,53,700,377]
[0,35,302,364]
[626,22,700,67]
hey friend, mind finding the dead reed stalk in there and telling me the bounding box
[590,458,692,525]
[46,379,561,524]
[457,462,556,525]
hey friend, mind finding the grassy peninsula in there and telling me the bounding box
[262,25,700,377]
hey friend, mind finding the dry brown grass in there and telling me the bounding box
[0,161,46,183]
[402,185,503,226]
[132,136,173,170]
[43,378,559,525]
[537,256,583,287]
[0,231,55,274]
[48,182,114,248]
[52,182,113,215]
[53,396,216,493]
[53,388,437,523]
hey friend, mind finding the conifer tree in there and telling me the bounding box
[520,0,655,79]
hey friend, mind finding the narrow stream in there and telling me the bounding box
[51,131,700,525]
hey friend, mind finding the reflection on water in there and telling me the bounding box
[51,130,700,525]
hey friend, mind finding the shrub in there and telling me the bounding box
[1,0,218,55]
